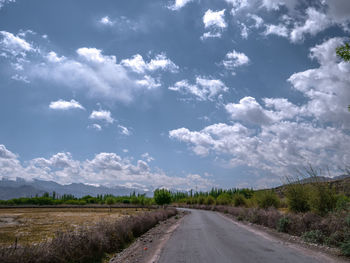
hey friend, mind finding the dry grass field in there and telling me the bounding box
[0,207,147,246]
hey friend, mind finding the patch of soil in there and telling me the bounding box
[109,210,187,263]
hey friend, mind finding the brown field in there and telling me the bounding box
[0,207,148,246]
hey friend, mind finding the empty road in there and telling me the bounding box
[158,209,339,263]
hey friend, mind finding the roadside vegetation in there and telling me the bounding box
[169,170,350,257]
[0,192,154,206]
[0,208,177,263]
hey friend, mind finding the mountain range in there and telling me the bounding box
[0,178,148,200]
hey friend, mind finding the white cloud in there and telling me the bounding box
[89,110,114,123]
[49,99,85,110]
[247,14,264,29]
[169,37,350,187]
[200,32,222,40]
[264,24,289,37]
[222,50,250,71]
[46,51,65,63]
[0,0,15,10]
[239,22,249,39]
[0,144,17,159]
[202,9,227,40]
[169,77,228,101]
[99,16,114,26]
[203,9,227,29]
[136,75,161,90]
[324,0,350,24]
[0,31,34,57]
[30,48,165,103]
[226,0,249,15]
[168,0,193,11]
[0,144,213,191]
[225,96,274,125]
[121,53,178,73]
[118,125,131,136]
[141,152,154,162]
[288,37,350,126]
[11,74,29,83]
[1,32,176,103]
[290,8,332,43]
[89,124,102,131]
[261,0,298,11]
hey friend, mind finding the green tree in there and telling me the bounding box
[154,188,172,206]
[336,42,350,62]
[336,42,350,111]
[105,196,115,212]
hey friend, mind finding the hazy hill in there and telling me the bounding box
[0,178,148,200]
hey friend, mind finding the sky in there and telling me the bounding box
[0,0,349,191]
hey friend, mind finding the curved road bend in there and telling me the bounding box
[158,209,338,263]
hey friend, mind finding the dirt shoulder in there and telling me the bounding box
[109,210,187,263]
[220,212,350,262]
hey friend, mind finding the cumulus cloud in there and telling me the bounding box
[261,0,299,11]
[28,47,170,103]
[203,9,227,28]
[288,37,350,126]
[49,99,85,110]
[290,8,332,43]
[225,97,274,125]
[264,24,289,37]
[169,77,228,101]
[222,50,250,71]
[0,144,213,190]
[89,110,114,123]
[247,14,264,29]
[255,1,350,43]
[0,0,15,10]
[0,31,177,103]
[202,9,227,40]
[168,0,193,11]
[141,152,154,162]
[169,37,350,186]
[121,53,178,74]
[226,0,249,14]
[0,31,34,57]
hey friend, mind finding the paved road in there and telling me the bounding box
[158,209,332,263]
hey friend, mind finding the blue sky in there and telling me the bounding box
[0,0,349,191]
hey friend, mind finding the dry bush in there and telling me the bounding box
[0,208,176,263]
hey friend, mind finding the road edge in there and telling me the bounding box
[217,211,349,263]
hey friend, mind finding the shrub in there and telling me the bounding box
[336,195,350,211]
[198,196,205,205]
[302,230,325,244]
[308,183,337,215]
[286,183,310,213]
[154,188,172,206]
[233,194,247,207]
[256,190,279,209]
[277,217,290,233]
[216,193,231,205]
[105,197,115,205]
[204,196,215,205]
[341,241,350,257]
[0,209,177,263]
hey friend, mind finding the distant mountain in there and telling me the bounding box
[0,178,148,200]
[0,185,45,200]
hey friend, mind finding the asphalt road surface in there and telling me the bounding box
[158,209,334,263]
